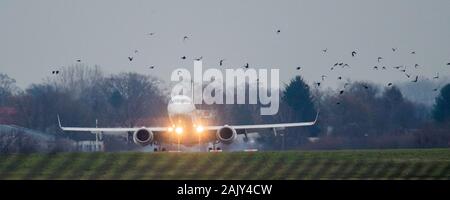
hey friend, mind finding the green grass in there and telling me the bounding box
[0,148,449,180]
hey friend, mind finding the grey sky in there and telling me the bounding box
[1,0,450,89]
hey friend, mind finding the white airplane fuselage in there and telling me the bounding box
[164,95,215,146]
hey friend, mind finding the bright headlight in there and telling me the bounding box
[196,126,204,133]
[175,127,183,135]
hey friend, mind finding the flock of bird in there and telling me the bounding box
[50,28,450,104]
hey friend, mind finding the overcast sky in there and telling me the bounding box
[1,0,450,89]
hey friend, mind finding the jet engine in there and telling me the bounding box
[133,128,154,146]
[216,125,237,144]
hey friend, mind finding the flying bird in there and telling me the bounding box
[351,51,357,57]
[148,66,155,69]
[400,69,406,73]
[446,63,450,66]
[433,88,439,92]
[219,59,225,66]
[322,48,328,53]
[377,57,383,63]
[244,63,249,69]
[321,75,327,81]
[363,85,369,89]
[337,76,342,80]
[373,66,379,70]
[405,74,411,78]
[296,66,301,70]
[393,66,402,69]
[315,82,321,87]
[134,50,139,54]
[147,32,155,36]
[382,66,387,70]
[343,64,350,68]
[412,76,418,82]
[76,59,81,62]
[128,56,133,61]
[414,64,420,68]
[51,70,59,74]
[334,63,339,67]
[387,83,393,86]
[338,63,344,66]
[194,56,203,61]
[183,36,189,41]
[181,56,186,60]
[276,29,281,34]
[392,48,397,52]
[411,51,416,54]
[339,90,344,95]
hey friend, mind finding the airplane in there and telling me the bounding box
[58,95,318,152]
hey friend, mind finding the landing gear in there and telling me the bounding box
[153,147,167,152]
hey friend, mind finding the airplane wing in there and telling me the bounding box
[204,112,319,131]
[57,115,167,135]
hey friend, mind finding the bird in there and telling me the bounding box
[244,63,249,69]
[334,63,339,67]
[382,66,387,70]
[52,70,59,74]
[411,51,416,54]
[342,64,350,68]
[363,85,369,89]
[134,50,139,54]
[433,88,439,92]
[219,59,225,66]
[351,51,357,57]
[392,48,397,52]
[414,64,420,68]
[183,36,189,41]
[148,66,155,69]
[336,102,341,105]
[315,82,321,87]
[128,56,133,61]
[276,29,281,34]
[344,83,350,88]
[339,90,344,95]
[433,73,439,79]
[405,74,411,78]
[377,57,383,62]
[400,69,406,73]
[147,32,155,36]
[296,66,301,70]
[447,63,450,66]
[321,75,327,81]
[412,76,418,82]
[322,48,328,53]
[194,56,203,61]
[338,63,344,66]
[393,66,402,69]
[373,66,379,70]
[337,76,342,80]
[181,56,186,60]
[330,67,335,71]
[387,83,393,86]
[76,59,81,62]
